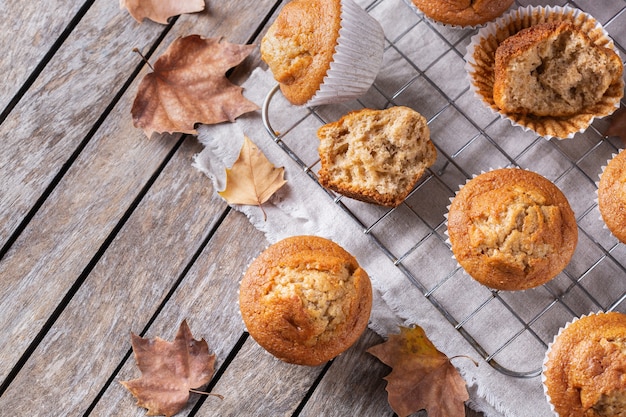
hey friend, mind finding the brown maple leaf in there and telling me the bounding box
[218,136,287,217]
[121,320,216,417]
[120,0,205,24]
[367,325,470,417]
[132,35,259,137]
[605,106,626,144]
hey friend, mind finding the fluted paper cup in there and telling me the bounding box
[306,0,385,106]
[464,5,623,139]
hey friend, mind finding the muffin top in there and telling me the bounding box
[447,168,578,291]
[410,0,513,27]
[493,21,624,117]
[260,0,341,105]
[239,235,372,366]
[317,106,437,207]
[598,150,626,244]
[543,312,626,417]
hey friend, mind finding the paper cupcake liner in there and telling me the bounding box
[541,311,609,417]
[305,0,385,107]
[464,5,624,140]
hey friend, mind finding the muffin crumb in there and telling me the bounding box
[317,106,437,207]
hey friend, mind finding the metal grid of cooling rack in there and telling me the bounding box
[262,0,626,378]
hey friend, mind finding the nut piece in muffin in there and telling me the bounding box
[317,106,437,207]
[598,149,626,244]
[447,168,578,291]
[410,0,513,27]
[493,21,624,118]
[239,235,372,366]
[543,312,626,417]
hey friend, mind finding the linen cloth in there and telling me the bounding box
[194,68,553,417]
[194,0,626,414]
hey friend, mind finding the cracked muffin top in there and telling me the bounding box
[543,312,626,417]
[447,168,578,291]
[410,0,513,27]
[239,235,372,366]
[598,149,626,244]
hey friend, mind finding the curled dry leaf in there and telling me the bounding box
[132,35,259,137]
[605,106,626,144]
[367,325,469,417]
[121,320,216,417]
[219,136,287,217]
[120,0,205,24]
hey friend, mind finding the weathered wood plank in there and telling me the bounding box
[298,329,394,417]
[0,0,167,250]
[0,136,228,414]
[90,210,269,416]
[0,0,280,384]
[0,0,86,112]
[196,337,325,417]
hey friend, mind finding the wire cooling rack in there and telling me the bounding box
[262,0,626,378]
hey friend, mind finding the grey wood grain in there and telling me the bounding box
[196,336,325,417]
[0,1,85,111]
[0,136,228,415]
[0,0,166,249]
[89,210,270,416]
[0,0,280,386]
[298,329,394,417]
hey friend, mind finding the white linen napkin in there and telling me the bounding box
[194,66,556,417]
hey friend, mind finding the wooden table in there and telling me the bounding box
[0,0,490,415]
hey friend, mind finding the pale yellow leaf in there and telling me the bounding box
[218,136,287,208]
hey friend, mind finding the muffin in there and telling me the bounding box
[493,21,623,118]
[598,149,626,244]
[260,0,384,107]
[239,235,372,366]
[465,5,624,139]
[408,0,513,27]
[447,168,578,291]
[542,312,626,417]
[317,106,437,207]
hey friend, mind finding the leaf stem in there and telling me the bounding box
[132,47,155,72]
[189,388,224,400]
[450,355,479,368]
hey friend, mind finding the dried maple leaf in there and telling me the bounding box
[367,325,469,417]
[120,0,205,24]
[121,320,216,417]
[218,136,286,215]
[605,106,626,144]
[132,35,259,137]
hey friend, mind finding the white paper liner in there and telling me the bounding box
[541,311,610,417]
[464,5,624,140]
[305,0,385,106]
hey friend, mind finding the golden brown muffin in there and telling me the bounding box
[239,235,372,366]
[317,106,437,207]
[543,312,626,417]
[447,168,578,291]
[260,0,342,105]
[598,149,626,244]
[493,21,624,118]
[410,0,513,27]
